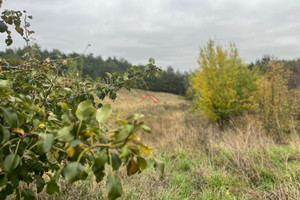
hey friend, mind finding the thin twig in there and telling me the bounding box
[39,66,60,107]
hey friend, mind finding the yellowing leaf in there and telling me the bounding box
[42,65,50,70]
[67,147,75,157]
[38,108,44,113]
[38,122,45,129]
[84,130,92,138]
[116,110,120,119]
[52,151,59,160]
[15,26,24,36]
[12,128,24,136]
[78,143,84,151]
[45,57,50,63]
[65,142,70,148]
[130,134,141,142]
[126,159,139,176]
[2,59,7,64]
[141,145,153,155]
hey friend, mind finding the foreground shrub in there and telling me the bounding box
[0,5,164,200]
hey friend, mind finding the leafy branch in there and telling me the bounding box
[0,6,164,200]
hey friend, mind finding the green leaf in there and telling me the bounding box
[0,21,7,33]
[106,72,112,79]
[76,100,96,121]
[106,172,122,200]
[0,80,11,92]
[118,119,127,127]
[92,165,105,183]
[13,19,21,27]
[0,125,10,144]
[62,59,68,65]
[4,154,20,173]
[59,102,73,124]
[96,91,105,100]
[1,184,14,198]
[141,125,151,133]
[119,146,129,159]
[33,175,45,193]
[111,153,121,171]
[46,180,59,194]
[2,108,19,128]
[23,85,36,91]
[95,151,108,168]
[59,102,69,110]
[123,72,129,81]
[154,158,165,177]
[0,175,7,188]
[96,104,112,123]
[63,162,88,184]
[5,38,13,46]
[132,113,144,120]
[37,133,54,154]
[56,126,73,142]
[46,172,60,195]
[68,139,82,147]
[21,188,35,200]
[137,156,147,171]
[149,58,155,64]
[18,112,27,127]
[92,151,107,183]
[112,129,129,145]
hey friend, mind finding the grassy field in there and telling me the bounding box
[38,89,300,199]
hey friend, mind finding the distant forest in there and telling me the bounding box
[248,55,300,90]
[0,47,299,95]
[0,46,189,95]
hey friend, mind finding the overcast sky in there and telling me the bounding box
[0,0,299,71]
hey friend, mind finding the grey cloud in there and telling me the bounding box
[0,0,299,71]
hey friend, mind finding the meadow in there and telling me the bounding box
[36,88,300,200]
[1,3,299,200]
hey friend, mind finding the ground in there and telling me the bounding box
[20,89,300,199]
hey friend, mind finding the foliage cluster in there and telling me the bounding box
[191,40,300,136]
[249,55,300,89]
[0,6,164,200]
[0,47,190,95]
[253,61,300,136]
[191,40,258,123]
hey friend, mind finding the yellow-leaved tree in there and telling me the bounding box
[254,61,300,136]
[191,40,258,123]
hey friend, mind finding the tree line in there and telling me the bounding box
[1,45,299,99]
[0,46,189,95]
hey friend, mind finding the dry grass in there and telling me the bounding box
[11,88,300,200]
[101,89,300,199]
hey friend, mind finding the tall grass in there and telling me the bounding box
[25,89,300,199]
